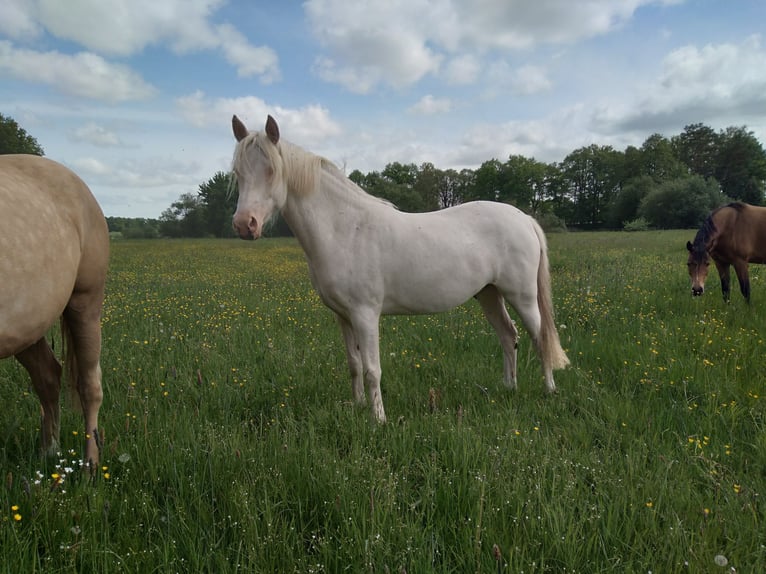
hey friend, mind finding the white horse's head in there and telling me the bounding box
[231,115,286,240]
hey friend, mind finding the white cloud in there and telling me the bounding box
[443,55,481,85]
[0,41,156,102]
[72,155,200,188]
[483,61,553,99]
[304,0,677,91]
[71,122,123,147]
[305,0,442,91]
[3,0,279,82]
[71,157,112,176]
[510,65,553,95]
[312,57,380,95]
[455,115,576,165]
[409,95,453,115]
[214,23,280,81]
[176,91,342,147]
[0,0,43,39]
[596,34,766,134]
[447,0,667,50]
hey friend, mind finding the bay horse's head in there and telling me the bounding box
[686,240,710,296]
[686,214,717,297]
[230,115,285,240]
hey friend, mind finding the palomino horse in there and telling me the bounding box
[0,155,108,466]
[686,202,766,302]
[230,115,569,422]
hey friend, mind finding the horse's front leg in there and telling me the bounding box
[714,260,732,302]
[349,310,385,423]
[336,314,365,405]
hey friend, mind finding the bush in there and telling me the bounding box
[638,175,727,228]
[623,217,650,231]
[535,211,568,233]
[606,175,654,228]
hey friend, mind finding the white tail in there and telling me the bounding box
[531,219,570,371]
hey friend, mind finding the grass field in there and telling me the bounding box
[1,231,764,573]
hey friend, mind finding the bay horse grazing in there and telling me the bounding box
[230,115,569,423]
[0,155,109,467]
[686,202,766,302]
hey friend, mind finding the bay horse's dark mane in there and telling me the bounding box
[690,202,745,258]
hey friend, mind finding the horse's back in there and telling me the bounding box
[0,155,108,357]
[373,201,542,314]
[714,203,766,263]
[741,204,766,263]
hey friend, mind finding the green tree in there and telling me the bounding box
[0,113,44,155]
[357,166,426,212]
[671,123,719,179]
[621,145,645,181]
[638,175,726,228]
[198,171,236,237]
[436,168,468,208]
[502,155,550,213]
[560,145,623,228]
[467,159,503,202]
[381,162,418,188]
[106,217,160,239]
[160,193,205,237]
[715,126,766,204]
[413,162,441,211]
[639,133,686,182]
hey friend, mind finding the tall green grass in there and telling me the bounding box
[1,232,763,572]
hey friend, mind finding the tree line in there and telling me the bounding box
[159,122,765,236]
[3,113,765,237]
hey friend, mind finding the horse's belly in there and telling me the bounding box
[381,263,493,315]
[0,232,80,358]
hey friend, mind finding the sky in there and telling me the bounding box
[1,0,765,219]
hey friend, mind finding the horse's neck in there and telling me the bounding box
[282,166,388,259]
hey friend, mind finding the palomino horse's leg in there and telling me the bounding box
[336,314,365,405]
[64,293,105,468]
[348,310,385,423]
[475,286,519,389]
[732,260,751,302]
[714,260,732,301]
[15,338,62,456]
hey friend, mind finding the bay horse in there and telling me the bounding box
[0,155,109,466]
[686,202,766,302]
[230,115,569,423]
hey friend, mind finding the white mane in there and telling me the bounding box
[232,131,395,209]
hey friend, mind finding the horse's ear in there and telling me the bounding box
[686,241,693,252]
[265,115,280,145]
[232,115,248,142]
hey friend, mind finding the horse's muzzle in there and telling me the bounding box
[691,286,704,297]
[232,213,259,240]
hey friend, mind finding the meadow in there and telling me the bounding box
[1,231,764,573]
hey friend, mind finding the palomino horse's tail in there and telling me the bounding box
[531,219,570,371]
[60,316,83,413]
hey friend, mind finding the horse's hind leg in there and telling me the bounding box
[64,292,104,467]
[732,260,751,302]
[714,260,732,301]
[15,338,62,457]
[476,286,519,389]
[504,290,558,394]
[336,314,365,405]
